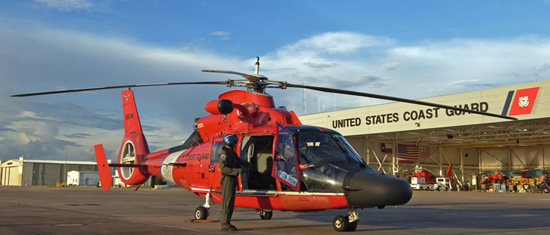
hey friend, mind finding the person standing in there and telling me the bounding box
[219,134,251,231]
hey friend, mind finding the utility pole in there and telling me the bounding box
[25,154,29,186]
[302,81,306,115]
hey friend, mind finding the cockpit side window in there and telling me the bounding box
[297,132,364,165]
[298,132,346,164]
[332,135,365,164]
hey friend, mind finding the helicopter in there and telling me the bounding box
[12,58,517,232]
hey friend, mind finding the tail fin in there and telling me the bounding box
[94,144,113,190]
[445,165,453,178]
[117,90,150,185]
[122,90,146,138]
[521,168,528,178]
[121,89,150,156]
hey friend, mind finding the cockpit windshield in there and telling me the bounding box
[297,131,365,165]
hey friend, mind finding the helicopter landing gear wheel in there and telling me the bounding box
[259,210,273,220]
[333,209,359,232]
[333,215,349,232]
[194,193,211,220]
[194,206,208,220]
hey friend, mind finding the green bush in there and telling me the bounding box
[154,176,167,185]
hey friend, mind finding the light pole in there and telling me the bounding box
[64,147,68,186]
[25,154,29,186]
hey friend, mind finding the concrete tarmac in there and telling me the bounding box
[1,186,549,234]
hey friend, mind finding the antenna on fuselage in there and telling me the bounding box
[255,57,260,76]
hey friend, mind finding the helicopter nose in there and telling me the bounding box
[345,169,412,207]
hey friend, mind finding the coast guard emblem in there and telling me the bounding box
[518,96,529,108]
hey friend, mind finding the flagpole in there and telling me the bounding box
[392,142,396,176]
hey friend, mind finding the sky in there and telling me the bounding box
[1,0,550,162]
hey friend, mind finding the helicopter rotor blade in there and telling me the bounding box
[202,70,268,82]
[285,83,518,121]
[10,73,518,122]
[10,81,230,97]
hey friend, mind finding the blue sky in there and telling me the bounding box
[2,0,550,161]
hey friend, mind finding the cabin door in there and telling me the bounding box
[272,123,301,192]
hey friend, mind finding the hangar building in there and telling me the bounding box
[0,157,98,186]
[299,79,550,188]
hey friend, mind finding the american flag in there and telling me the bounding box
[397,144,419,162]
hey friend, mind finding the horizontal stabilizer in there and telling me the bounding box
[94,144,113,190]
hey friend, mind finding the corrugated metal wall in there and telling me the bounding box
[26,163,98,186]
[22,163,33,186]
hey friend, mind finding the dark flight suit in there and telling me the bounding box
[219,145,243,230]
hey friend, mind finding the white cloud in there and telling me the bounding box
[277,31,394,56]
[0,26,244,161]
[260,33,550,113]
[31,0,107,12]
[212,31,230,40]
[381,62,399,71]
[382,37,550,96]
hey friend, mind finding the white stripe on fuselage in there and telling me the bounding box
[161,150,185,184]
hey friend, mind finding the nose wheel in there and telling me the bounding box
[333,209,358,232]
[194,206,209,220]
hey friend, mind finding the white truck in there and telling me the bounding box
[435,177,452,191]
[410,177,438,191]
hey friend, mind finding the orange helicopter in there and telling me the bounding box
[12,58,516,232]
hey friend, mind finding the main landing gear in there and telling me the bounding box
[258,209,273,220]
[194,193,212,220]
[333,209,358,232]
[194,194,275,221]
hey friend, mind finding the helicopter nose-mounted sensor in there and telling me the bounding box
[204,99,254,123]
[204,99,235,115]
[205,99,233,122]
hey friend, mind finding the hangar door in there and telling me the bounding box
[1,166,20,186]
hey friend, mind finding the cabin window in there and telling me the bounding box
[210,141,225,164]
